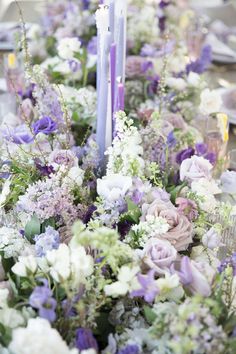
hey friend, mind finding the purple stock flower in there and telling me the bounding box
[82,205,97,224]
[68,59,81,73]
[4,125,34,145]
[176,147,195,164]
[186,45,212,74]
[29,279,57,322]
[75,328,98,352]
[176,256,193,285]
[32,116,58,135]
[158,16,166,32]
[131,270,159,303]
[118,344,140,354]
[159,0,170,9]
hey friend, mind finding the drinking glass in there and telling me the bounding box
[204,115,229,162]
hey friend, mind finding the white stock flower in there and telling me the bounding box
[57,37,81,59]
[70,246,94,286]
[199,88,222,115]
[104,265,139,297]
[9,318,78,354]
[166,77,187,91]
[0,307,25,328]
[63,166,84,188]
[12,255,37,277]
[191,178,221,212]
[0,178,11,207]
[0,288,9,307]
[97,174,132,203]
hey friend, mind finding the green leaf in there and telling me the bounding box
[120,198,141,224]
[144,305,157,324]
[24,214,41,242]
[41,217,56,233]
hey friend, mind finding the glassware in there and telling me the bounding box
[3,53,25,94]
[217,216,236,260]
[204,115,229,162]
[228,149,236,172]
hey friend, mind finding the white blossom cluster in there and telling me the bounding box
[105,112,144,177]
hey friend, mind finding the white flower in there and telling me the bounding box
[9,318,78,354]
[46,244,71,283]
[70,246,94,286]
[191,178,221,196]
[63,166,84,188]
[191,178,220,212]
[0,288,9,307]
[180,156,213,183]
[0,308,25,328]
[104,265,139,297]
[97,174,132,203]
[0,178,11,207]
[187,72,200,87]
[12,255,37,277]
[202,227,222,250]
[81,350,97,354]
[199,88,222,115]
[57,37,81,59]
[166,77,187,91]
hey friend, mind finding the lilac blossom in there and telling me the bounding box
[186,45,212,74]
[29,279,57,322]
[118,344,140,354]
[32,116,58,135]
[34,226,60,257]
[218,253,236,275]
[75,328,98,352]
[131,270,159,303]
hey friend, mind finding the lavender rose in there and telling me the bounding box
[141,200,193,251]
[180,155,213,183]
[48,149,78,168]
[32,116,58,135]
[141,238,177,274]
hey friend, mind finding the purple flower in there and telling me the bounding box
[195,143,216,164]
[158,16,166,32]
[175,256,214,297]
[176,197,198,221]
[87,36,97,55]
[167,131,176,148]
[118,344,140,354]
[34,226,60,257]
[75,328,98,352]
[176,147,195,164]
[131,270,159,303]
[68,59,81,73]
[32,116,58,135]
[29,279,57,322]
[186,45,212,74]
[34,159,55,177]
[3,125,34,145]
[218,253,236,275]
[82,0,90,10]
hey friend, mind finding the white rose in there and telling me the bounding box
[12,255,37,277]
[57,37,81,59]
[166,77,187,91]
[180,156,213,183]
[199,88,222,115]
[97,174,132,202]
[9,318,78,354]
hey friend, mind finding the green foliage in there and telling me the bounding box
[120,198,141,224]
[24,214,41,242]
